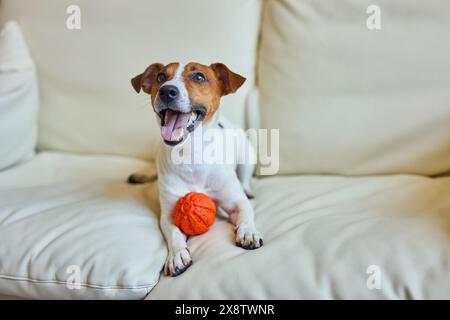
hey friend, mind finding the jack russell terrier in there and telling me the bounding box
[129,62,263,277]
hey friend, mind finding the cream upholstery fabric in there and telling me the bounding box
[259,0,450,175]
[0,152,165,299]
[148,174,450,299]
[1,0,449,300]
[2,0,262,160]
[2,154,449,299]
[0,21,38,170]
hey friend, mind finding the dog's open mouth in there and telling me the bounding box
[159,108,206,146]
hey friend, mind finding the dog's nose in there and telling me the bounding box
[159,85,179,103]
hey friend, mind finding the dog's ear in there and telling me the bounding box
[131,63,164,94]
[131,73,144,93]
[210,63,246,96]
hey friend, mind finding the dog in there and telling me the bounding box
[129,62,263,277]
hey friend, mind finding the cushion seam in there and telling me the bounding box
[0,274,159,290]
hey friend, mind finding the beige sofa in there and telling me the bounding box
[0,0,449,299]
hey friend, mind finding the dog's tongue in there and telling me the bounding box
[161,110,190,142]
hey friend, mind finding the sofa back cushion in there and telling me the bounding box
[0,21,38,171]
[259,0,450,175]
[2,0,261,160]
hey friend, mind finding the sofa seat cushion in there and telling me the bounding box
[147,174,450,299]
[0,152,165,299]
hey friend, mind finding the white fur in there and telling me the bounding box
[156,90,262,276]
[155,63,191,113]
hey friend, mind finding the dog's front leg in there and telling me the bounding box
[159,194,192,276]
[213,176,263,250]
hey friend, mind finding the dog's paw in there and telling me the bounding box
[164,248,192,277]
[235,226,263,250]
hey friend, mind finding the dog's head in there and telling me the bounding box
[131,62,245,146]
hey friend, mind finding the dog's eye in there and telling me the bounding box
[156,73,167,83]
[191,72,207,83]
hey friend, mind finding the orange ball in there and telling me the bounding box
[173,192,216,236]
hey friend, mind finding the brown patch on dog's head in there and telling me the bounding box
[131,63,163,94]
[131,62,181,108]
[182,62,246,124]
